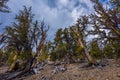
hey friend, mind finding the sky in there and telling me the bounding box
[0,0,102,40]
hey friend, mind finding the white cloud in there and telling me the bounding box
[1,0,94,40]
[58,0,69,6]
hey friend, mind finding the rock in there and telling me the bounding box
[52,64,67,74]
[54,61,61,66]
[59,66,67,72]
[32,68,39,74]
[74,74,81,77]
[52,66,59,74]
[94,59,109,68]
[39,66,43,70]
[60,61,66,64]
[48,61,54,65]
[117,74,120,77]
[41,74,47,80]
[81,63,92,68]
[116,64,120,67]
[77,58,81,63]
[32,62,45,74]
[97,65,103,69]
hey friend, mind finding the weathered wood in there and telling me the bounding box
[8,51,19,72]
[71,27,95,64]
[6,58,32,80]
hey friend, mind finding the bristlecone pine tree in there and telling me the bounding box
[70,16,95,65]
[91,0,120,37]
[90,0,120,58]
[0,6,49,80]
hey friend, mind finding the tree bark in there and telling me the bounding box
[77,37,94,64]
[6,57,33,80]
[71,27,95,64]
[8,52,19,72]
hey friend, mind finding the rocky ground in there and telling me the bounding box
[1,59,120,80]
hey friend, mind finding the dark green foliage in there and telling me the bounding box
[7,51,15,64]
[113,43,120,59]
[4,7,34,59]
[0,7,50,73]
[89,40,103,59]
[50,16,95,62]
[38,53,48,61]
[0,49,9,65]
[102,45,114,59]
[50,28,84,61]
[88,0,120,59]
[37,42,49,62]
[0,6,49,63]
[50,51,58,61]
[102,39,120,59]
[1,0,120,67]
[91,0,120,37]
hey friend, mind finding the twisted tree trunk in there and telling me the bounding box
[8,51,19,72]
[71,27,95,65]
[6,57,33,80]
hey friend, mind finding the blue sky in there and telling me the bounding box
[0,0,95,40]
